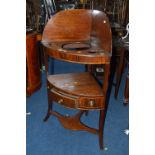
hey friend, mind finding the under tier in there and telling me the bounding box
[47,72,105,110]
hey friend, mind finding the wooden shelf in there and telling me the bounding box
[47,72,104,110]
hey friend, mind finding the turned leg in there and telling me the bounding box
[99,110,105,149]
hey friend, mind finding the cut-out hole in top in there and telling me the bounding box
[62,42,91,51]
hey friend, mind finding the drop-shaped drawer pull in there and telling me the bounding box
[58,99,63,104]
[88,100,95,106]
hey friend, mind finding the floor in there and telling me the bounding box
[26,59,129,155]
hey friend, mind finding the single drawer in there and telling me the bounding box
[79,97,104,109]
[51,88,79,109]
[50,88,104,110]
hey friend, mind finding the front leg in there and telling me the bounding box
[99,110,105,149]
[43,88,53,122]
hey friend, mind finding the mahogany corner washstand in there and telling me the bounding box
[41,9,112,149]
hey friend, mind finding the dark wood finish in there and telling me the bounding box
[42,9,112,149]
[43,87,53,122]
[114,43,129,101]
[114,47,126,98]
[26,32,41,95]
[99,110,105,149]
[99,64,110,149]
[124,74,129,105]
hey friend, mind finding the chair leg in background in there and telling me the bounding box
[123,75,129,105]
[115,48,125,99]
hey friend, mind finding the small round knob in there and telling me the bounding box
[89,100,95,106]
[58,99,63,104]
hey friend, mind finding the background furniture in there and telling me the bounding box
[124,73,129,105]
[114,23,129,102]
[26,0,128,32]
[26,32,41,96]
[113,33,129,104]
[42,9,112,149]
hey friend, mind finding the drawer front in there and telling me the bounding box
[79,97,105,109]
[50,88,104,110]
[51,89,79,109]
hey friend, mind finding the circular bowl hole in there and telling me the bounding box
[87,50,97,53]
[62,42,91,50]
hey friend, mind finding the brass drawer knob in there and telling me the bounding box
[88,100,95,106]
[58,99,63,104]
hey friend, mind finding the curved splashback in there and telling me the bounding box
[42,9,112,53]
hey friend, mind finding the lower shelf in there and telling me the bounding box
[46,110,99,134]
[47,72,105,110]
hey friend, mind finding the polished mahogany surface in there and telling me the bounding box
[42,9,112,64]
[42,9,112,149]
[48,72,103,97]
